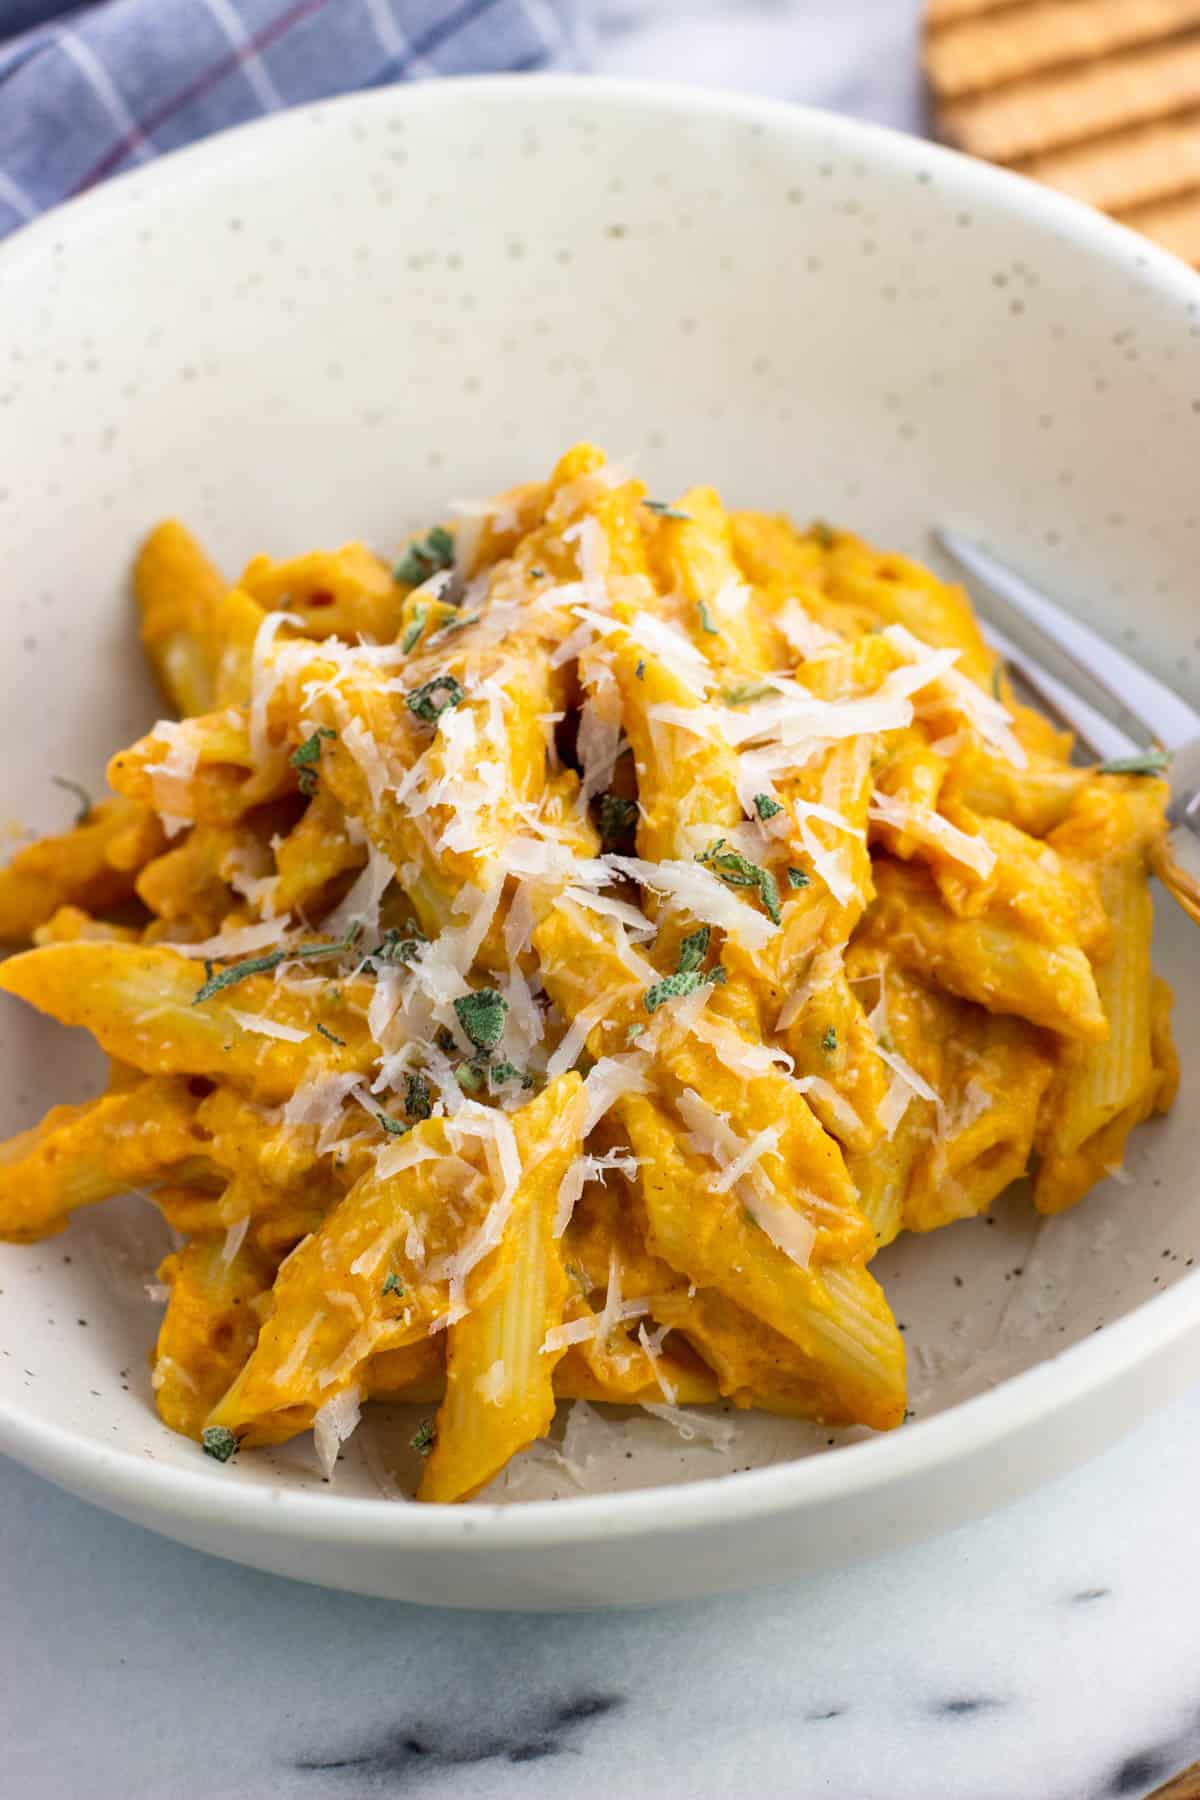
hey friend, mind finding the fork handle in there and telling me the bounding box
[1154,827,1200,929]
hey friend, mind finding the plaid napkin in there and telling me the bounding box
[0,0,589,238]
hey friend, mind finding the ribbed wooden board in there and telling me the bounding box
[924,0,1200,264]
[1150,1759,1200,1797]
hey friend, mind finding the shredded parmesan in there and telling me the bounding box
[228,1008,309,1044]
[605,854,778,949]
[159,920,287,958]
[868,789,996,880]
[313,1384,361,1479]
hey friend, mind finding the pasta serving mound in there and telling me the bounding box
[0,444,1180,1502]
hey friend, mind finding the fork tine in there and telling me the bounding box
[983,621,1140,762]
[935,529,1200,752]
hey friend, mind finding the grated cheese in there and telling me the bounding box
[883,624,1027,769]
[605,853,778,950]
[868,789,996,880]
[159,919,287,958]
[228,1008,310,1044]
[637,1321,678,1403]
[249,611,304,763]
[313,1384,362,1478]
[640,1403,737,1450]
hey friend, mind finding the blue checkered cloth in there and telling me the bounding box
[0,0,590,238]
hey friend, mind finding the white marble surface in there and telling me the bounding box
[3,6,1199,1798]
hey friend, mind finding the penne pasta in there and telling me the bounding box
[0,441,1181,1498]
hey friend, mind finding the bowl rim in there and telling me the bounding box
[2,71,1199,1553]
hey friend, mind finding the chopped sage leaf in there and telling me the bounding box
[373,1108,410,1137]
[676,926,711,975]
[456,1062,486,1095]
[406,673,465,725]
[753,792,783,820]
[410,1418,436,1455]
[811,519,835,548]
[643,965,725,1015]
[696,599,720,637]
[530,566,545,579]
[822,1025,838,1054]
[405,1071,432,1121]
[642,499,692,520]
[51,775,93,826]
[1097,749,1171,777]
[488,1060,534,1091]
[435,1026,457,1056]
[696,838,782,925]
[381,1272,405,1298]
[201,1425,239,1463]
[626,1022,647,1042]
[315,1023,346,1047]
[721,682,776,706]
[290,728,336,797]
[192,924,362,1004]
[786,866,810,890]
[400,605,428,654]
[598,790,639,852]
[433,610,480,637]
[635,659,646,681]
[454,987,508,1051]
[395,524,455,587]
[364,927,422,972]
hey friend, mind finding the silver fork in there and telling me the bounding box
[934,530,1200,929]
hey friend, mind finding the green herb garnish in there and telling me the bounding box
[290,726,337,797]
[373,1108,410,1137]
[642,499,692,520]
[405,1071,432,1121]
[721,682,776,707]
[786,866,810,890]
[635,659,646,681]
[676,926,710,974]
[697,599,720,637]
[315,1022,346,1047]
[530,566,545,579]
[52,775,93,825]
[643,926,726,1014]
[435,1026,457,1056]
[1097,750,1171,777]
[456,1062,486,1095]
[395,525,455,587]
[598,791,639,852]
[400,605,428,655]
[753,793,783,821]
[811,519,835,548]
[696,838,782,925]
[644,967,727,1014]
[406,673,465,726]
[822,1025,838,1054]
[192,924,362,1004]
[626,1022,647,1042]
[433,611,480,637]
[454,988,508,1052]
[364,927,423,971]
[201,1425,239,1463]
[382,1272,405,1298]
[410,1418,436,1456]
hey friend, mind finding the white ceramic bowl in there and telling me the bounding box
[2,77,1199,1611]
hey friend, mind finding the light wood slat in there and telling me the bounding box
[928,0,1200,100]
[940,36,1200,161]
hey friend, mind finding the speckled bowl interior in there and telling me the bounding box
[1,79,1199,1607]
